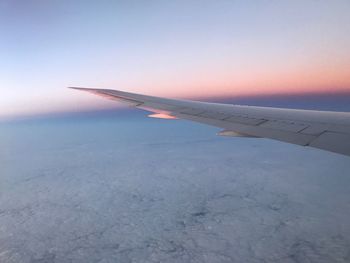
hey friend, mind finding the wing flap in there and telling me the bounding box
[309,132,350,156]
[225,115,267,126]
[175,112,316,146]
[259,120,309,133]
[198,111,232,120]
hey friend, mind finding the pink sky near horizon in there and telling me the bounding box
[2,63,350,119]
[1,1,350,119]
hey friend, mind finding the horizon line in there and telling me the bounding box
[1,89,350,123]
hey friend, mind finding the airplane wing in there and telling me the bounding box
[69,87,350,156]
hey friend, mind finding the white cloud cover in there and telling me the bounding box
[1,117,350,262]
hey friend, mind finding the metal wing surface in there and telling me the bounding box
[70,87,350,156]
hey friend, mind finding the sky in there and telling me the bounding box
[1,0,350,119]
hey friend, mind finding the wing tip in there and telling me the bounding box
[68,87,105,94]
[68,86,90,91]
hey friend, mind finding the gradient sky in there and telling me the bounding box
[1,0,350,119]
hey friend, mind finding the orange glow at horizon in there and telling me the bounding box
[110,55,350,99]
[123,72,350,99]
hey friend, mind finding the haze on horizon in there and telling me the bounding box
[1,0,350,119]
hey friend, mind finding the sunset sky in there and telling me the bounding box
[1,0,350,119]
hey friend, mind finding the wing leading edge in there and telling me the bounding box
[69,87,350,156]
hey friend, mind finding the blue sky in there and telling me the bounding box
[1,0,350,119]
